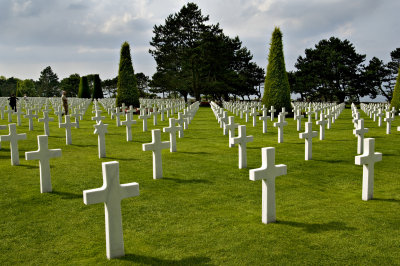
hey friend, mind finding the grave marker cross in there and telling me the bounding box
[142,129,170,179]
[83,161,139,259]
[231,125,253,169]
[299,122,318,160]
[0,123,27,165]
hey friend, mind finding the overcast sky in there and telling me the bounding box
[0,0,399,81]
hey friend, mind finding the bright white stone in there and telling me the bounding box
[315,113,327,140]
[38,111,54,136]
[92,110,106,123]
[259,110,270,134]
[138,111,151,132]
[224,116,239,148]
[54,106,63,125]
[384,112,394,134]
[295,109,303,131]
[355,138,382,201]
[14,108,24,126]
[250,108,257,127]
[376,109,384,127]
[249,147,287,224]
[299,122,318,160]
[353,119,368,154]
[94,121,108,158]
[269,106,276,121]
[231,125,253,169]
[142,129,170,179]
[24,109,38,131]
[6,107,13,122]
[163,118,182,152]
[0,123,27,165]
[59,115,77,145]
[114,108,124,127]
[25,135,62,193]
[121,114,137,142]
[83,161,139,259]
[273,113,288,143]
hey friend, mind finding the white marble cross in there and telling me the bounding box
[151,107,159,125]
[121,114,137,142]
[0,123,27,165]
[376,109,384,127]
[92,110,106,123]
[54,106,63,125]
[353,119,368,154]
[295,109,303,131]
[249,147,287,224]
[25,135,62,193]
[94,121,108,158]
[6,107,13,122]
[38,111,54,136]
[70,108,82,129]
[176,113,185,138]
[352,112,360,129]
[231,125,253,169]
[243,108,251,123]
[315,113,327,140]
[0,124,7,150]
[138,111,151,132]
[0,105,5,120]
[83,161,139,259]
[355,138,382,201]
[269,106,276,121]
[59,115,77,145]
[259,110,270,134]
[24,109,38,131]
[250,108,257,127]
[273,113,288,143]
[384,112,394,134]
[224,116,239,148]
[142,129,170,179]
[306,107,313,123]
[299,122,318,160]
[325,110,333,129]
[163,118,182,152]
[114,108,124,127]
[14,108,24,126]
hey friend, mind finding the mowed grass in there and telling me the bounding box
[0,104,399,265]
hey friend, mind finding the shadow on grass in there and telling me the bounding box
[178,151,210,155]
[313,158,348,164]
[51,190,82,199]
[373,198,400,203]
[106,157,137,161]
[120,254,212,265]
[72,144,97,147]
[163,177,212,184]
[277,220,356,233]
[18,163,37,169]
[48,135,64,138]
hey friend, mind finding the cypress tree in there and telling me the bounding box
[262,27,291,113]
[116,41,139,107]
[390,67,400,112]
[78,76,91,98]
[92,74,104,100]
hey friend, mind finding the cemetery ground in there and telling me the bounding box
[1,105,399,265]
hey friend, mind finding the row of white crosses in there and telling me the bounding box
[359,103,398,134]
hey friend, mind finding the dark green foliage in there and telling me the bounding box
[77,76,91,98]
[91,74,103,100]
[102,76,118,98]
[37,66,60,97]
[0,77,18,97]
[262,27,291,112]
[60,74,80,97]
[116,41,140,107]
[16,79,37,97]
[390,67,400,111]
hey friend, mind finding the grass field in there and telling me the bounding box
[0,104,399,265]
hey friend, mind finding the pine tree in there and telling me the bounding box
[78,76,91,98]
[116,42,139,107]
[92,74,104,100]
[390,67,400,112]
[262,27,291,113]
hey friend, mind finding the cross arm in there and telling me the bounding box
[120,182,139,200]
[83,187,107,205]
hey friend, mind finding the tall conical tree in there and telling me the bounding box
[92,74,104,100]
[78,76,91,98]
[262,27,291,113]
[390,67,400,112]
[116,42,139,107]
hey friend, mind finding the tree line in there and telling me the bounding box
[1,2,398,104]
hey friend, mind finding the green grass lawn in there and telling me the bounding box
[0,104,399,265]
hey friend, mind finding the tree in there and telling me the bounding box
[77,76,91,98]
[37,66,60,97]
[16,79,37,97]
[262,27,291,112]
[390,67,400,111]
[135,72,150,97]
[116,41,140,107]
[294,37,365,102]
[60,74,80,97]
[92,74,104,100]
[362,57,391,101]
[102,77,118,98]
[0,77,18,97]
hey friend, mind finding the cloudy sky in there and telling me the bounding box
[0,0,399,81]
